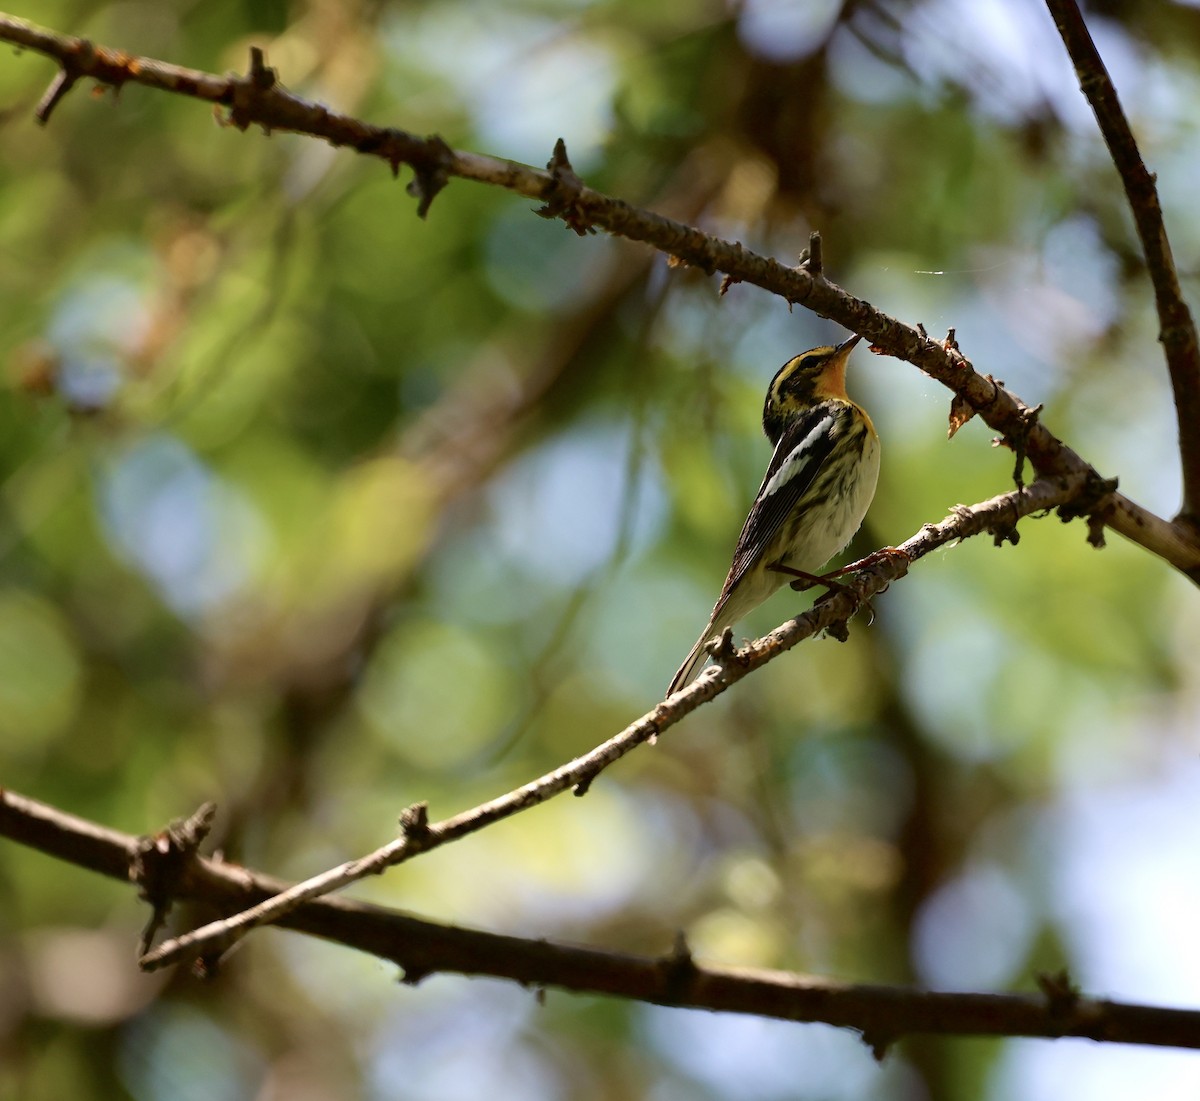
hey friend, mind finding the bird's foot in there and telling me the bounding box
[831,546,912,577]
[768,547,911,626]
[782,546,911,591]
[766,560,853,597]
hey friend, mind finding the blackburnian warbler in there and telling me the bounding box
[667,335,880,694]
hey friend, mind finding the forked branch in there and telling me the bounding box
[1,14,1199,576]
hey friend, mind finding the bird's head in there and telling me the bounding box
[762,334,862,444]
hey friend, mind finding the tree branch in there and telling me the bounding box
[136,475,1088,971]
[3,12,1198,1050]
[3,787,1200,1051]
[1043,0,1200,525]
[2,13,1196,579]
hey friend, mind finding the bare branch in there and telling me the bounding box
[4,15,233,118]
[1044,0,1200,525]
[3,14,1197,578]
[3,787,1200,1049]
[0,18,1194,568]
[138,475,1088,971]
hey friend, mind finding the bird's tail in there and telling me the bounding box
[665,605,736,697]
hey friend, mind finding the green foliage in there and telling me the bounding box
[2,2,1198,1099]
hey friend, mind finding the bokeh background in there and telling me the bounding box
[2,0,1200,1097]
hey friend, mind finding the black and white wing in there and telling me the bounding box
[717,401,846,603]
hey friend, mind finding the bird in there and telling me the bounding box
[666,334,881,695]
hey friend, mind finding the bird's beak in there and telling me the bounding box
[836,334,863,356]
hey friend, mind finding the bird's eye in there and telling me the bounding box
[782,355,823,389]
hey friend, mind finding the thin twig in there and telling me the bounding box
[34,65,77,122]
[1044,0,1200,525]
[138,475,1087,972]
[3,786,1199,1049]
